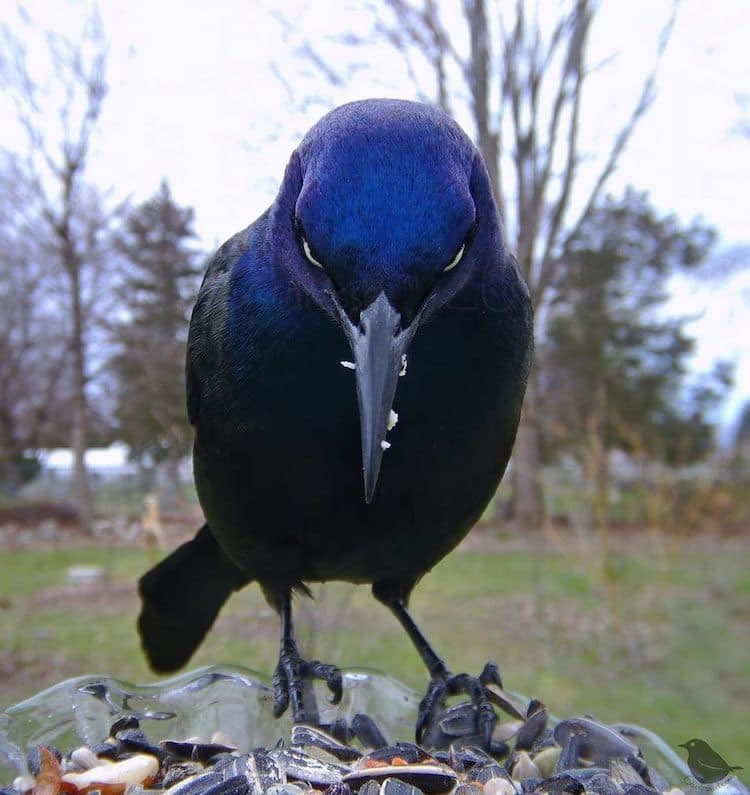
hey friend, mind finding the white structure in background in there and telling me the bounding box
[39,442,138,482]
[26,442,192,501]
[18,442,140,503]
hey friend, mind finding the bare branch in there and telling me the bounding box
[535,1,593,302]
[465,0,498,192]
[563,0,679,248]
[294,41,345,87]
[270,59,296,105]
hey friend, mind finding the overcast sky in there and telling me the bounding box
[3,0,749,430]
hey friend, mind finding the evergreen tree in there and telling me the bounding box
[731,401,750,482]
[111,181,203,504]
[540,189,729,489]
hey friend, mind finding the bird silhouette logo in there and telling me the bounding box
[679,738,743,784]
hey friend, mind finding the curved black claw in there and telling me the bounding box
[415,662,500,748]
[479,661,503,688]
[272,646,343,721]
[415,675,449,745]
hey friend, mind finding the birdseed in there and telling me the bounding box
[1,672,746,795]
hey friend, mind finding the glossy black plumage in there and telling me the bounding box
[138,99,532,742]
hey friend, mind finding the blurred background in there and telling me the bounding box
[0,0,747,773]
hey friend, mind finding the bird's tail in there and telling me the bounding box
[137,524,251,672]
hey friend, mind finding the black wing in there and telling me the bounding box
[186,226,251,426]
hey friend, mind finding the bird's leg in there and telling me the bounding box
[272,590,343,723]
[373,581,500,747]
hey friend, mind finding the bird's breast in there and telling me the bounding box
[195,304,523,586]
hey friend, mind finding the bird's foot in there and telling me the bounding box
[416,661,501,748]
[272,643,343,722]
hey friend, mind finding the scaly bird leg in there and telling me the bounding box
[272,590,343,722]
[373,581,500,747]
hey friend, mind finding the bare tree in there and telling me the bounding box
[1,9,113,531]
[0,156,71,494]
[301,0,677,526]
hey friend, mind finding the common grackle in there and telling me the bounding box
[138,99,533,745]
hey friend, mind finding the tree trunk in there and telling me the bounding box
[154,454,181,513]
[70,265,93,534]
[466,0,500,198]
[1,458,23,498]
[0,409,22,497]
[512,374,545,528]
[587,382,624,641]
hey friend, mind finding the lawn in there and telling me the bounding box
[0,527,747,776]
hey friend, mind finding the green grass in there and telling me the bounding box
[0,530,747,775]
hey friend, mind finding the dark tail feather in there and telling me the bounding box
[138,524,251,673]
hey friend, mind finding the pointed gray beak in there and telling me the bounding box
[331,291,421,503]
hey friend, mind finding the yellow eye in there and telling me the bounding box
[302,236,324,269]
[443,243,465,273]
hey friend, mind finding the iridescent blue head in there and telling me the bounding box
[268,99,504,502]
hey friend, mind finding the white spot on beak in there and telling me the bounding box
[340,360,356,370]
[399,355,407,377]
[388,410,398,431]
[380,440,391,451]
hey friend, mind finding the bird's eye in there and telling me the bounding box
[301,235,324,269]
[443,243,465,273]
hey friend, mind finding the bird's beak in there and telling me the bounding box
[331,291,421,503]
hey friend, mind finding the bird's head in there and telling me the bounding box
[270,99,506,502]
[680,739,709,752]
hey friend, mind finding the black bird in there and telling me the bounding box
[679,738,743,784]
[138,99,532,744]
